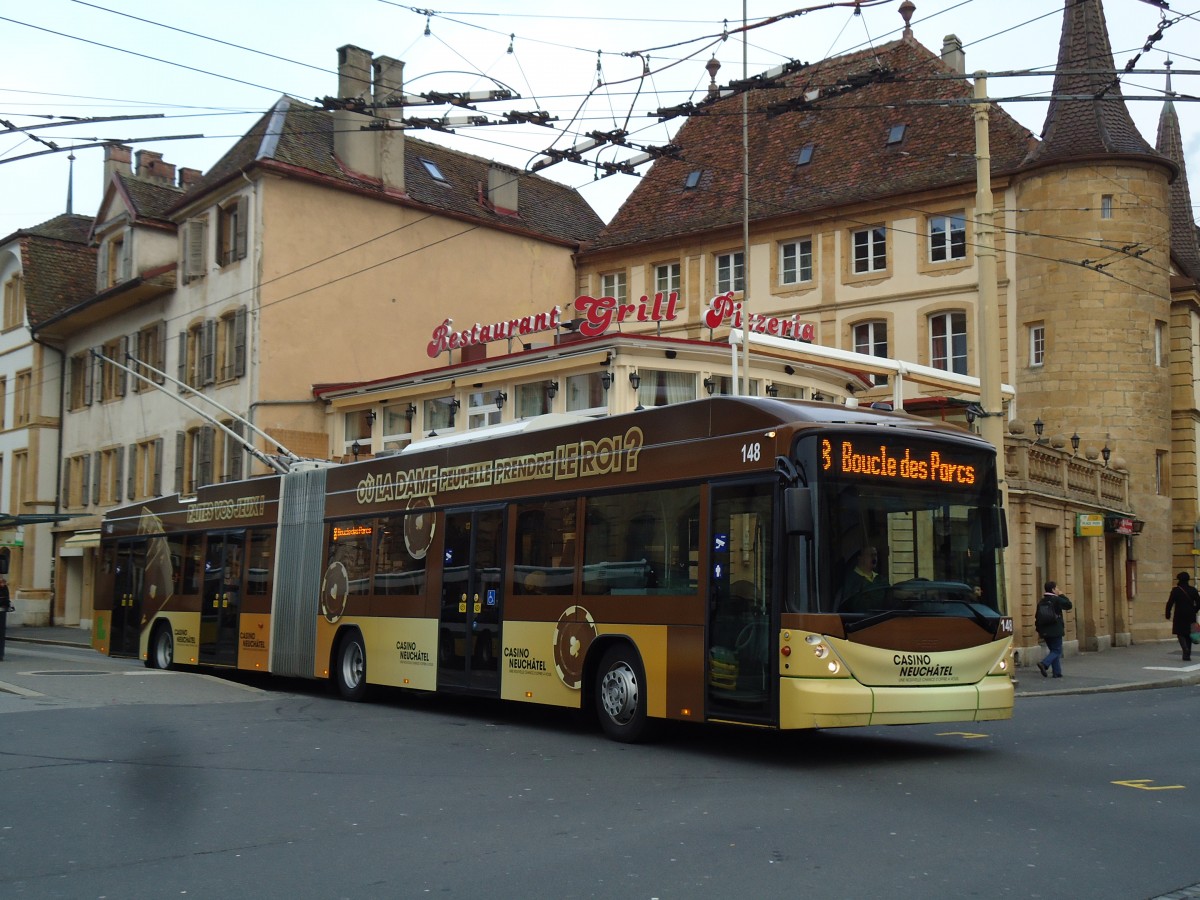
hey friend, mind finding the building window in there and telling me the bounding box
[1155,320,1166,367]
[98,446,124,505]
[706,375,759,397]
[3,273,24,330]
[1157,450,1169,495]
[217,307,248,381]
[600,272,627,303]
[420,158,447,182]
[565,372,607,414]
[217,197,249,267]
[1101,194,1113,219]
[780,239,813,285]
[930,311,968,375]
[381,402,414,451]
[181,320,216,389]
[130,438,163,500]
[177,426,214,495]
[14,369,32,425]
[852,227,887,274]
[133,322,167,390]
[887,123,907,145]
[468,389,503,430]
[10,450,27,515]
[68,352,91,410]
[684,170,702,189]
[423,396,458,435]
[216,420,244,483]
[853,321,889,386]
[929,214,967,262]
[1030,323,1045,367]
[65,454,90,509]
[101,231,131,289]
[654,263,681,295]
[182,217,208,283]
[716,251,745,293]
[100,337,128,401]
[635,369,697,408]
[796,143,814,166]
[515,382,550,419]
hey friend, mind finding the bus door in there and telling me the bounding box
[706,482,774,722]
[438,507,505,694]
[200,531,245,666]
[111,540,147,657]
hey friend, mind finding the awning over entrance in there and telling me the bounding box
[59,531,101,557]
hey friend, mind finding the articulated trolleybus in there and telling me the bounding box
[94,397,1013,742]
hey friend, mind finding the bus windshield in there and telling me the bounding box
[807,434,1006,622]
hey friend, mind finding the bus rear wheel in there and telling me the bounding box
[595,645,650,743]
[145,623,174,670]
[335,631,368,701]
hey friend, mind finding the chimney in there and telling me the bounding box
[941,34,965,75]
[333,45,404,193]
[104,143,133,184]
[487,164,519,215]
[374,54,406,190]
[136,149,176,186]
[178,167,203,189]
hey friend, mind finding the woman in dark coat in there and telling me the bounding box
[1165,572,1199,662]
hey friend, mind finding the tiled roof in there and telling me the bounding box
[19,226,98,328]
[1156,90,1200,282]
[117,172,184,222]
[1,213,92,246]
[592,38,1034,251]
[176,98,603,245]
[1023,0,1162,168]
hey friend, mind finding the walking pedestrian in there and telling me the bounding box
[1035,580,1073,678]
[1165,572,1199,662]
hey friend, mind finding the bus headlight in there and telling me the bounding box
[804,634,829,659]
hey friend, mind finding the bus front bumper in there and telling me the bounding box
[778,674,1014,730]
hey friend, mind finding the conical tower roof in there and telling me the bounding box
[1024,0,1162,168]
[1156,63,1200,281]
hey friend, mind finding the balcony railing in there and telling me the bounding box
[1004,438,1129,510]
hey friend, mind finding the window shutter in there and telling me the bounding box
[96,250,107,292]
[117,336,128,396]
[174,431,185,494]
[155,323,167,383]
[127,443,137,500]
[185,219,206,282]
[90,452,100,505]
[229,422,244,482]
[114,446,124,503]
[234,306,247,378]
[65,355,74,408]
[85,350,96,406]
[62,459,71,509]
[153,437,163,496]
[129,331,141,382]
[119,233,132,282]
[235,196,249,261]
[202,319,216,385]
[177,331,187,391]
[199,426,215,488]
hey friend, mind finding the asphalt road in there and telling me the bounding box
[1,641,1198,899]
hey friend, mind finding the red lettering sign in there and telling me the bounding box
[703,292,815,342]
[572,292,682,338]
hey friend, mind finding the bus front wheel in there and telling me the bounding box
[595,645,650,743]
[335,631,368,701]
[146,623,174,670]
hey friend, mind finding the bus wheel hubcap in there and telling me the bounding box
[600,662,638,724]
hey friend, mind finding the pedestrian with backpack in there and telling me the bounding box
[1035,580,1072,678]
[1165,572,1199,662]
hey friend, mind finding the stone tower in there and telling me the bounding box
[1013,0,1175,641]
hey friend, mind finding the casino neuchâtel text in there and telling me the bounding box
[822,439,976,485]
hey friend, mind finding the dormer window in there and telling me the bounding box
[796,144,815,166]
[684,170,703,189]
[421,158,447,182]
[887,123,907,145]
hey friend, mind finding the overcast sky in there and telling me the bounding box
[1,0,1197,241]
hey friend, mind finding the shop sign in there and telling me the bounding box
[1075,513,1103,537]
[1105,516,1135,535]
[703,292,816,341]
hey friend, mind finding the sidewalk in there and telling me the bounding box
[5,624,1199,697]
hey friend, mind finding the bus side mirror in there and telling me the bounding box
[784,487,813,536]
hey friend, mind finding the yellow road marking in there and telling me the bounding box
[1112,779,1185,791]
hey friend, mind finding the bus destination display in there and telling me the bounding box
[821,437,978,485]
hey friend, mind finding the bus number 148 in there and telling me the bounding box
[741,442,762,463]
